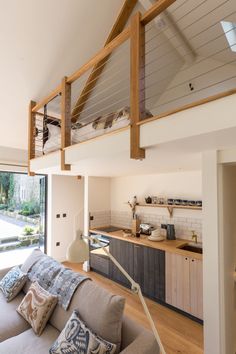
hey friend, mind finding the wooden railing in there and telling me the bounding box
[28,0,236,175]
[28,0,174,174]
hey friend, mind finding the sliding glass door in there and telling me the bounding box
[0,172,47,268]
[39,176,47,252]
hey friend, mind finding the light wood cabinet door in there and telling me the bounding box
[166,252,190,313]
[189,258,203,319]
[165,252,203,319]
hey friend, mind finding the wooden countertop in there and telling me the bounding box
[89,228,203,260]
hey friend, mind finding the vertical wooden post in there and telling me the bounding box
[28,100,36,176]
[130,12,145,160]
[61,76,71,171]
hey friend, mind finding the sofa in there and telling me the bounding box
[0,250,159,354]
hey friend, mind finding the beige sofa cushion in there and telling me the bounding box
[21,248,45,294]
[17,282,58,336]
[50,280,125,353]
[0,324,59,354]
[0,291,30,342]
[21,248,44,273]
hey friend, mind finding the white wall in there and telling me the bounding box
[202,151,222,354]
[0,146,27,172]
[47,175,84,262]
[109,171,203,240]
[88,176,111,212]
[110,171,202,211]
[219,165,236,353]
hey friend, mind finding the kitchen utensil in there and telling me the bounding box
[148,235,165,242]
[166,224,176,240]
[152,196,158,204]
[158,197,165,205]
[151,229,161,237]
[123,229,132,237]
[140,223,154,235]
[174,199,181,205]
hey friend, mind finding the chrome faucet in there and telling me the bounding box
[191,230,198,244]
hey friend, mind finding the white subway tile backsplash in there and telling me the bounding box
[89,209,202,241]
[89,210,111,228]
[111,210,202,241]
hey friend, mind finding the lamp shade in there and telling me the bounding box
[66,231,89,263]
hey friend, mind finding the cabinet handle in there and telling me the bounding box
[134,245,140,249]
[192,259,195,262]
[185,258,188,261]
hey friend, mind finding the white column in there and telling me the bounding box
[83,175,90,271]
[46,174,53,257]
[202,151,222,354]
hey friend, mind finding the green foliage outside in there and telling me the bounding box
[0,173,12,203]
[23,225,35,235]
[18,201,40,216]
[0,204,8,210]
[0,172,40,217]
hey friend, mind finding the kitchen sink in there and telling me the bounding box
[178,243,203,254]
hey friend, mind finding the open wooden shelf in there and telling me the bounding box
[137,203,202,217]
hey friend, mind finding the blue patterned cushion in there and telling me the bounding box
[49,310,116,354]
[0,266,27,302]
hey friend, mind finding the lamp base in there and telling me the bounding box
[83,261,90,272]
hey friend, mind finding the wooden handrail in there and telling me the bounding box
[67,28,130,84]
[28,101,36,175]
[31,28,130,116]
[61,76,71,171]
[32,86,61,113]
[71,0,138,122]
[137,88,236,126]
[28,0,183,169]
[141,0,177,25]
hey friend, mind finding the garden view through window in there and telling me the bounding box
[0,172,46,268]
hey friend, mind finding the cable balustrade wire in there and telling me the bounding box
[29,0,236,165]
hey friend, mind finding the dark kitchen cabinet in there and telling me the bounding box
[90,253,110,277]
[109,238,165,303]
[143,247,165,302]
[133,244,144,288]
[109,238,134,287]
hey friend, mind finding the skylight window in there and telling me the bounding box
[221,21,236,53]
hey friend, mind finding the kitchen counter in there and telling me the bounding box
[89,227,202,260]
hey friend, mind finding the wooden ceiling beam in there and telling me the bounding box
[71,0,138,123]
[141,0,176,25]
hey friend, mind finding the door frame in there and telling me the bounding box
[0,170,48,254]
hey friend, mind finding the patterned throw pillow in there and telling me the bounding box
[49,310,116,354]
[17,282,57,336]
[0,266,27,302]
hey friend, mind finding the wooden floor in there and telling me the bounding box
[64,262,204,354]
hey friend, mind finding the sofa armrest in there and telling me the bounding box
[0,266,12,280]
[120,331,160,354]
